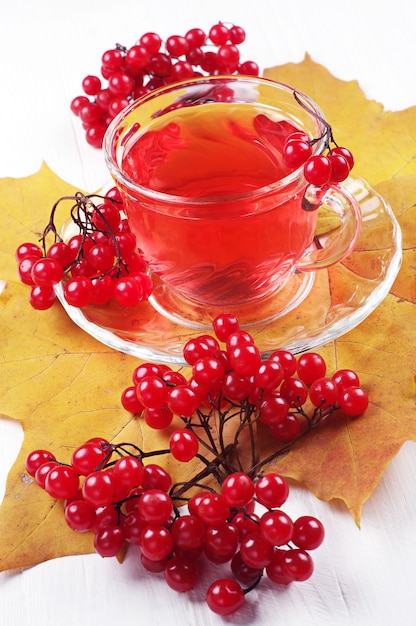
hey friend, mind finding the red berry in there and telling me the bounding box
[212,313,240,342]
[89,274,114,305]
[284,139,312,169]
[328,152,350,182]
[108,72,135,97]
[339,386,369,416]
[29,285,57,310]
[70,95,89,116]
[137,375,168,409]
[142,464,172,492]
[64,276,93,307]
[121,386,144,414]
[167,385,201,416]
[71,441,108,476]
[297,352,327,385]
[270,413,301,442]
[166,35,189,57]
[196,492,230,526]
[65,500,97,532]
[138,489,172,524]
[309,377,339,408]
[82,75,102,96]
[164,557,198,592]
[143,406,174,429]
[82,470,115,507]
[80,102,103,127]
[282,548,314,581]
[171,514,207,550]
[208,23,230,45]
[266,549,293,585]
[108,97,129,119]
[268,349,297,377]
[238,60,259,76]
[221,472,254,508]
[206,578,245,616]
[292,515,325,550]
[125,45,150,72]
[240,531,274,568]
[229,25,246,45]
[185,27,206,48]
[332,368,360,391]
[140,524,173,561]
[228,343,261,376]
[255,360,284,390]
[217,44,240,71]
[34,460,59,488]
[94,524,125,557]
[44,464,80,500]
[16,242,43,263]
[25,449,56,476]
[259,509,294,546]
[101,48,124,70]
[169,429,199,462]
[46,241,75,267]
[113,276,143,307]
[255,473,289,508]
[139,32,162,54]
[280,377,308,407]
[259,394,289,426]
[304,155,332,186]
[330,146,354,169]
[31,257,63,287]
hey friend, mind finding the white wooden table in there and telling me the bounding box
[1,1,415,624]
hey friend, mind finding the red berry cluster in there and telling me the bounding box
[122,314,369,453]
[15,188,152,311]
[282,93,355,187]
[25,314,369,615]
[70,23,259,149]
[25,438,324,616]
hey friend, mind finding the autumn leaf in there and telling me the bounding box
[0,56,415,571]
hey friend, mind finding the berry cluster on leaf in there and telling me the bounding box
[25,314,369,615]
[26,439,324,616]
[16,187,152,311]
[122,314,369,469]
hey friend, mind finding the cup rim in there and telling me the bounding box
[103,75,328,206]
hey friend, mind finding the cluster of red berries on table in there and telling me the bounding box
[24,313,369,615]
[25,438,324,616]
[15,187,152,311]
[70,22,259,149]
[282,92,355,187]
[122,313,369,459]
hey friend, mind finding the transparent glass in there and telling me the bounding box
[103,76,361,310]
[56,177,402,365]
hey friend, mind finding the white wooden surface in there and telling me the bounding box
[1,1,416,624]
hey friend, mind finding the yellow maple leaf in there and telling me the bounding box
[0,57,415,571]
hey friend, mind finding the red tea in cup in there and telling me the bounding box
[104,77,360,309]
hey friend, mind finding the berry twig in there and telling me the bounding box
[25,313,368,616]
[16,188,153,310]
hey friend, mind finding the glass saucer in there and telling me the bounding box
[55,177,402,365]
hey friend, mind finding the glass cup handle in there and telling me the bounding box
[297,183,362,272]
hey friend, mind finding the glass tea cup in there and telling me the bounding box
[104,75,361,316]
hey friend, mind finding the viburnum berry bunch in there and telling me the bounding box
[15,187,152,310]
[26,441,324,616]
[122,313,369,453]
[70,22,259,149]
[283,91,355,188]
[26,313,368,616]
